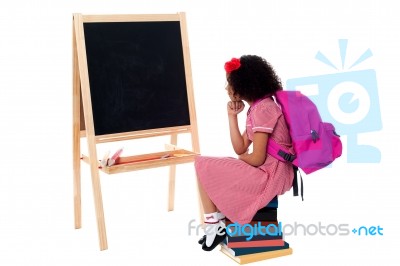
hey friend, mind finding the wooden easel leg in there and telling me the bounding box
[74,13,108,250]
[73,145,81,229]
[167,134,178,211]
[168,164,176,212]
[189,132,204,223]
[90,170,108,250]
[179,11,204,223]
[73,22,82,229]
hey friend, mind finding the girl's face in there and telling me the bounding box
[225,82,235,101]
[225,74,241,101]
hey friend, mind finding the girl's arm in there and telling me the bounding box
[239,132,268,167]
[227,101,251,155]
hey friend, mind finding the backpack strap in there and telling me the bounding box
[292,166,299,196]
[292,166,304,201]
[267,138,304,201]
[267,138,297,164]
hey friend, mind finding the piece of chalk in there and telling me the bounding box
[107,148,123,166]
[100,150,110,167]
[107,158,115,167]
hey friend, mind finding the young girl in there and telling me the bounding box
[195,55,294,251]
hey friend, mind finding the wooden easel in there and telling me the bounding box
[72,13,202,250]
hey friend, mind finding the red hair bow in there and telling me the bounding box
[224,58,241,73]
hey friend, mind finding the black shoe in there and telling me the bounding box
[198,235,206,245]
[202,227,226,251]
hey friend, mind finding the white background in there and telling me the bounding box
[1,0,399,265]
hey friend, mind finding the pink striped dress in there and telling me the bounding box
[195,97,294,225]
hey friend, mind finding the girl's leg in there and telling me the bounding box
[198,210,226,245]
[197,177,226,251]
[197,178,217,213]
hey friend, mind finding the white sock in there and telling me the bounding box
[204,212,219,247]
[217,212,226,224]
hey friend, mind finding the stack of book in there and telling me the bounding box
[221,196,292,264]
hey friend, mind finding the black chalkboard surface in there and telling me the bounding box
[83,21,190,136]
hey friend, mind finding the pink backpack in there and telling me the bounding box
[266,90,343,199]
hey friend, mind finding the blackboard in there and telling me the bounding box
[83,21,190,136]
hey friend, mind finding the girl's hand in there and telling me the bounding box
[227,100,245,116]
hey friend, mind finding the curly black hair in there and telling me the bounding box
[227,55,282,102]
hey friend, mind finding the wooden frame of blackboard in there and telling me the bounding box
[72,13,202,250]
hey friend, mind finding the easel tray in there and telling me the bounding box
[82,149,198,175]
